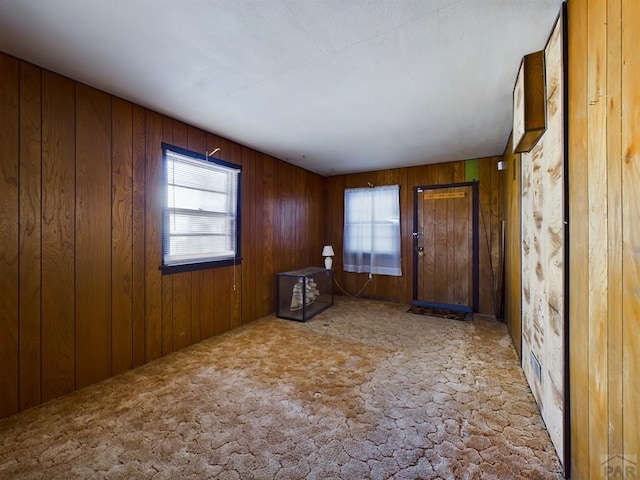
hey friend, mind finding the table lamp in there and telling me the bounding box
[322,245,335,270]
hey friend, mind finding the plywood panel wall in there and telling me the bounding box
[568,0,640,476]
[519,12,566,466]
[324,157,502,314]
[0,52,324,419]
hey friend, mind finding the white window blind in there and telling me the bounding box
[343,185,402,276]
[163,146,240,269]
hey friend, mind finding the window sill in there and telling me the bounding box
[160,257,242,275]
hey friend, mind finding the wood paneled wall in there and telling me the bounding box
[500,134,522,358]
[568,0,640,477]
[324,157,502,314]
[0,52,324,419]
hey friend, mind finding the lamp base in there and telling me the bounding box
[324,257,333,270]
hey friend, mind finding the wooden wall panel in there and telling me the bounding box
[478,156,494,314]
[567,0,590,476]
[75,84,112,388]
[586,2,609,475]
[213,268,231,335]
[0,52,325,419]
[253,152,265,318]
[41,71,76,402]
[568,0,640,474]
[131,105,146,368]
[501,134,522,358]
[0,53,20,418]
[605,0,623,465]
[144,111,163,362]
[240,146,256,326]
[262,155,275,316]
[621,0,640,462]
[172,272,192,351]
[324,157,501,313]
[489,154,501,317]
[18,61,42,410]
[112,98,134,375]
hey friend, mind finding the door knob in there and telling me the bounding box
[416,246,425,257]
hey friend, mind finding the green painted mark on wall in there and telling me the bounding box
[465,159,479,181]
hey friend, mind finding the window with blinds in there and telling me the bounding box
[162,144,241,273]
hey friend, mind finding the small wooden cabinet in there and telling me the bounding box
[513,50,546,153]
[276,267,333,322]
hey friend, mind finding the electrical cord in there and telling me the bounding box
[333,275,372,297]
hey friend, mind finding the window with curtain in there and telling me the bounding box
[343,185,401,276]
[162,143,241,274]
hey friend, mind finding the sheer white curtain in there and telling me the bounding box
[343,185,402,276]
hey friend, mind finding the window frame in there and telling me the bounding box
[343,185,402,276]
[160,143,242,275]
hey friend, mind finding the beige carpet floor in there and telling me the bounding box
[0,297,563,480]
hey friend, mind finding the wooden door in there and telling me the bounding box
[414,184,477,311]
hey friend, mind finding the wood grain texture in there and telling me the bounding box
[262,155,275,316]
[567,0,590,476]
[144,111,163,362]
[111,98,134,375]
[417,186,472,307]
[605,0,623,462]
[0,53,20,418]
[75,84,112,388]
[621,0,640,462]
[131,105,146,368]
[213,268,230,335]
[501,134,522,358]
[519,12,566,465]
[18,61,42,410]
[433,189,448,302]
[161,275,173,355]
[513,51,547,153]
[489,156,501,317]
[41,71,76,402]
[586,1,609,475]
[478,158,493,314]
[0,53,325,419]
[253,152,266,318]
[240,146,255,326]
[172,273,192,351]
[567,0,639,472]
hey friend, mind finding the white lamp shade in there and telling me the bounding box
[322,245,335,256]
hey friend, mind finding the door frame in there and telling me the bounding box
[412,181,479,312]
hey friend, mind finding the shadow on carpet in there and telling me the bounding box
[407,305,471,321]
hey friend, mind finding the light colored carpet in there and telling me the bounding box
[0,297,563,479]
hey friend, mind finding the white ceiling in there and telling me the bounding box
[0,0,563,176]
